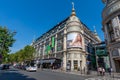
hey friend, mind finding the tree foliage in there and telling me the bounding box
[0,26,16,63]
[8,45,35,63]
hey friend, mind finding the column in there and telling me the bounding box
[81,28,85,51]
[71,60,74,71]
[109,48,116,72]
[39,45,41,58]
[82,54,86,73]
[63,27,67,71]
[42,41,45,59]
[78,59,80,71]
[54,34,57,58]
[63,52,67,71]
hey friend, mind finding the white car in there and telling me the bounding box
[26,66,37,72]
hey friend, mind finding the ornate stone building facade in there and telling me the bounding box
[102,0,120,72]
[32,4,101,71]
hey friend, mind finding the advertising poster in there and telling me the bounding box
[67,33,82,48]
[45,36,55,54]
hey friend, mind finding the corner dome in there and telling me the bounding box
[67,16,81,27]
[66,2,82,33]
[66,15,82,33]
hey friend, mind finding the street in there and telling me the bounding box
[0,68,120,80]
[0,68,91,80]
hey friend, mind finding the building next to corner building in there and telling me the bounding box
[32,4,101,71]
[102,0,120,72]
[94,41,110,70]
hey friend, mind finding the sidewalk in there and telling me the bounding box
[51,69,120,79]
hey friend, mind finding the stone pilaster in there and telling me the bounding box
[63,27,67,71]
[63,52,67,71]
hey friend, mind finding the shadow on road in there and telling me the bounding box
[0,71,36,80]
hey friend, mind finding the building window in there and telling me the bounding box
[106,21,114,42]
[118,15,120,22]
[57,30,64,39]
[57,31,64,51]
[85,38,89,45]
[87,43,94,54]
[112,49,119,56]
[74,60,78,70]
[106,0,113,4]
[57,39,63,51]
[107,21,113,32]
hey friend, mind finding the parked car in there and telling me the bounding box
[26,66,37,72]
[0,64,10,70]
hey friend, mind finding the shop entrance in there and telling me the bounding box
[114,59,120,72]
[74,60,78,70]
[41,58,61,69]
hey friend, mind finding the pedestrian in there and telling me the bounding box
[98,67,102,76]
[108,67,112,75]
[102,68,105,76]
[52,65,54,70]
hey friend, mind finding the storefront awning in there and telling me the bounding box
[39,59,56,64]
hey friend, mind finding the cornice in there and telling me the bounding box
[102,1,120,22]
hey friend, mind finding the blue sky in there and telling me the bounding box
[0,0,105,53]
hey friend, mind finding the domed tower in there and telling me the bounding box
[66,2,84,49]
[65,2,86,71]
[102,0,120,72]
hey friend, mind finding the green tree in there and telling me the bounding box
[8,45,35,63]
[23,45,35,60]
[0,26,16,63]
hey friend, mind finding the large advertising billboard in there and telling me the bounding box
[45,36,55,54]
[67,33,82,48]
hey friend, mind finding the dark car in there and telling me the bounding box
[0,64,10,70]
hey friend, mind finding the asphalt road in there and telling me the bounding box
[0,68,90,80]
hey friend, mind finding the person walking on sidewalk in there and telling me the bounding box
[108,67,112,75]
[98,67,102,76]
[102,67,105,76]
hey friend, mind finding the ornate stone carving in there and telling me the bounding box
[112,17,120,39]
[102,0,120,19]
